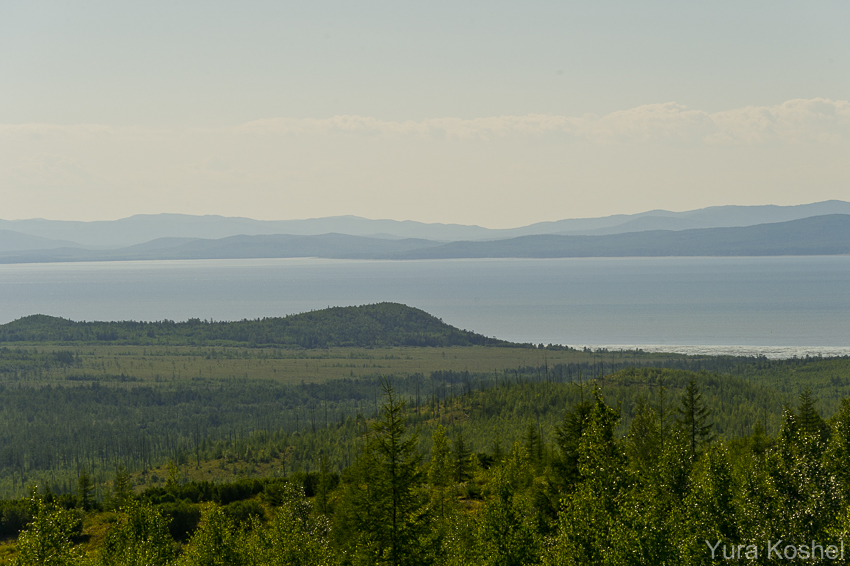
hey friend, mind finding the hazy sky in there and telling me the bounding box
[2,1,849,227]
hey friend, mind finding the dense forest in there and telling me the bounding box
[4,373,850,565]
[0,304,514,348]
[2,305,850,563]
[3,340,846,500]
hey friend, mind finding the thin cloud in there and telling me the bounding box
[235,98,850,144]
[707,98,850,144]
[2,99,847,146]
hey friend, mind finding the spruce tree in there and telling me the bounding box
[334,379,426,565]
[112,463,132,509]
[78,468,94,511]
[523,424,544,470]
[676,377,714,457]
[452,429,472,483]
[553,399,593,490]
[551,390,625,565]
[797,387,828,442]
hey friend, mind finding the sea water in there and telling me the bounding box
[1,256,848,357]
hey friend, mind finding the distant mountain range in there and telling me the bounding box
[1,201,848,262]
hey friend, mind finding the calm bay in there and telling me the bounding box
[1,256,848,356]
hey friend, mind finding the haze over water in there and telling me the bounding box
[1,256,848,358]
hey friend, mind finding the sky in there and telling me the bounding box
[1,1,849,228]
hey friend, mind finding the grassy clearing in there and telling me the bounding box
[6,344,673,387]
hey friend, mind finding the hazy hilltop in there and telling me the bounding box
[1,201,848,262]
[0,229,80,253]
[527,200,850,236]
[0,214,494,248]
[398,214,850,259]
[2,200,848,247]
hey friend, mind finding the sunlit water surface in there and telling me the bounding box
[1,256,848,358]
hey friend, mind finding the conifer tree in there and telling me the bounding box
[428,425,454,522]
[476,444,541,566]
[553,399,593,490]
[77,468,95,511]
[165,460,180,492]
[334,379,426,565]
[676,377,714,457]
[750,420,772,456]
[177,503,244,566]
[797,387,828,443]
[492,434,505,465]
[626,397,661,475]
[428,425,452,488]
[111,464,132,510]
[452,429,473,483]
[315,456,334,516]
[523,424,544,470]
[826,398,850,497]
[765,406,841,543]
[657,378,670,447]
[679,443,738,562]
[550,390,625,565]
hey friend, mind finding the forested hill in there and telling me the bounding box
[0,303,516,348]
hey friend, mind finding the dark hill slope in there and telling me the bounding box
[0,303,515,348]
